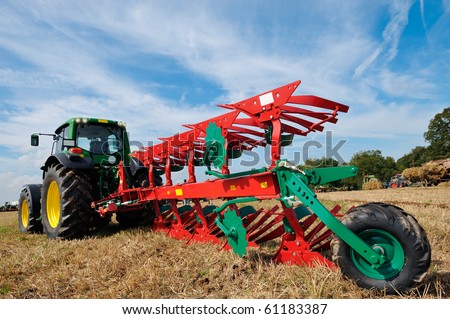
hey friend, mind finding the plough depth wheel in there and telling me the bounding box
[331,203,431,293]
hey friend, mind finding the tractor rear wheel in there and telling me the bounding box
[331,203,431,294]
[41,163,96,239]
[18,184,43,234]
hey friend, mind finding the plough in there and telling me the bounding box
[20,80,431,293]
[92,80,431,292]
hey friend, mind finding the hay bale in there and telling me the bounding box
[362,179,383,190]
[421,162,446,185]
[403,163,446,186]
[402,167,423,183]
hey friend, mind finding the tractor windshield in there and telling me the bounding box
[76,124,123,155]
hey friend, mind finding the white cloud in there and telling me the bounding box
[383,1,414,62]
[354,48,383,79]
[354,1,413,77]
[420,0,427,29]
[0,170,42,205]
[0,69,78,90]
[376,70,436,99]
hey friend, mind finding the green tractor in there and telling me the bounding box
[18,117,157,239]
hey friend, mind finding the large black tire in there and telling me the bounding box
[132,168,163,188]
[18,184,43,234]
[41,163,97,239]
[331,202,431,294]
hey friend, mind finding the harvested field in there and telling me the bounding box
[0,187,448,299]
[317,187,450,208]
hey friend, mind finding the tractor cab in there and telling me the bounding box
[32,117,130,167]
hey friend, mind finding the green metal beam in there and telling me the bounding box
[273,162,386,268]
[304,166,358,185]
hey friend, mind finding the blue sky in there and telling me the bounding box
[0,0,449,204]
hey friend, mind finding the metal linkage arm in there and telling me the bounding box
[273,162,386,268]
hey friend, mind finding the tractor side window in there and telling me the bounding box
[54,125,68,153]
[76,135,91,152]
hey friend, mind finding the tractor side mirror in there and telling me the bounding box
[31,134,39,146]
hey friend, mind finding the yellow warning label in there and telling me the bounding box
[175,189,183,196]
[260,181,268,188]
[230,185,236,191]
[98,119,108,123]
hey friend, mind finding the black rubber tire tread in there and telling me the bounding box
[132,168,163,188]
[331,202,431,294]
[116,170,162,228]
[133,169,150,188]
[41,163,96,239]
[383,203,431,274]
[18,184,43,234]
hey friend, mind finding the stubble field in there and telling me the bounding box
[0,187,448,299]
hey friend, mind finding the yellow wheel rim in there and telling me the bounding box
[47,181,61,229]
[21,200,29,228]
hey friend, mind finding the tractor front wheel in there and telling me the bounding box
[331,203,431,294]
[18,184,43,234]
[41,163,96,239]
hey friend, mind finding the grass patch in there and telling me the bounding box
[0,226,15,235]
[0,285,9,295]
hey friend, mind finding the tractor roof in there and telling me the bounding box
[55,117,126,134]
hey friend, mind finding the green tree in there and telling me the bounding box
[396,146,430,171]
[304,157,339,168]
[380,156,399,181]
[343,150,399,189]
[424,107,450,158]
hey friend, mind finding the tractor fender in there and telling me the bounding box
[42,153,94,176]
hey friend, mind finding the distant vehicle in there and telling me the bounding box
[1,201,19,211]
[390,174,408,188]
